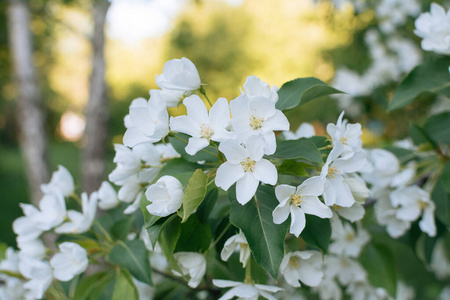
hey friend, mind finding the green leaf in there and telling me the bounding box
[73,271,115,300]
[229,185,289,279]
[175,215,211,252]
[270,138,323,164]
[196,187,219,224]
[432,178,450,227]
[388,57,450,111]
[277,159,308,176]
[169,133,219,163]
[159,214,182,258]
[111,217,135,241]
[408,123,431,147]
[108,240,152,286]
[140,196,161,229]
[0,242,8,261]
[360,243,396,296]
[112,269,139,300]
[276,77,343,111]
[423,112,450,145]
[300,215,331,252]
[181,169,208,223]
[157,157,201,187]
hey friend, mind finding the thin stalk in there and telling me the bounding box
[205,223,232,254]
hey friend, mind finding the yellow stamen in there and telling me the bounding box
[328,167,338,178]
[249,114,264,130]
[340,136,348,145]
[241,157,256,173]
[290,194,303,206]
[419,201,428,210]
[199,123,214,139]
[289,256,300,268]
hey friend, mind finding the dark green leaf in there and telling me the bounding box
[159,214,181,258]
[140,196,161,228]
[441,162,450,195]
[181,169,208,223]
[388,57,450,111]
[111,217,135,241]
[169,133,219,163]
[360,243,396,296]
[300,215,331,252]
[112,269,139,300]
[432,178,450,227]
[157,157,201,187]
[175,215,211,252]
[229,185,289,279]
[108,240,152,286]
[424,112,450,145]
[196,187,219,224]
[270,138,323,164]
[0,242,8,261]
[276,77,343,111]
[277,159,308,176]
[409,123,431,147]
[307,136,330,149]
[73,271,115,300]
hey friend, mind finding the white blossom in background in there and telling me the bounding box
[279,251,324,288]
[241,75,279,103]
[123,90,169,147]
[430,238,450,280]
[97,181,119,210]
[18,190,66,231]
[215,137,277,205]
[173,252,206,288]
[220,230,251,267]
[311,274,342,300]
[155,57,202,107]
[50,242,88,281]
[133,277,155,300]
[346,281,391,300]
[212,279,283,300]
[324,255,367,286]
[17,239,46,261]
[374,191,411,238]
[284,122,315,140]
[170,95,232,155]
[145,175,183,217]
[0,276,25,300]
[414,3,450,55]
[273,177,332,237]
[19,255,53,300]
[439,286,450,300]
[329,221,370,257]
[343,175,370,204]
[229,94,289,155]
[327,112,363,158]
[396,281,415,300]
[376,0,420,33]
[332,203,365,222]
[390,185,436,237]
[56,192,98,234]
[40,165,74,197]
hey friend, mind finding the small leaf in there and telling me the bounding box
[175,215,211,252]
[73,271,115,300]
[423,112,450,145]
[276,77,343,111]
[229,185,289,279]
[169,133,219,163]
[359,243,396,296]
[300,215,331,252]
[111,217,135,241]
[108,240,152,286]
[181,169,208,223]
[441,163,450,195]
[270,138,323,164]
[277,160,308,176]
[140,196,160,229]
[0,242,8,261]
[432,178,450,227]
[388,57,450,111]
[159,214,181,258]
[112,269,139,300]
[196,187,219,224]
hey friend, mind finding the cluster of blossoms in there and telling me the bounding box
[1,46,448,298]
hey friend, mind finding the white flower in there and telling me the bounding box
[56,192,98,234]
[133,277,155,300]
[396,281,415,300]
[19,189,66,231]
[329,221,370,258]
[343,175,370,204]
[220,230,251,267]
[414,3,450,55]
[311,275,342,300]
[284,122,315,140]
[40,165,74,197]
[123,90,169,147]
[374,192,411,238]
[326,112,363,158]
[145,176,183,217]
[0,248,20,274]
[213,279,283,300]
[155,57,201,107]
[390,186,436,237]
[241,75,278,103]
[229,94,289,155]
[50,242,88,281]
[215,137,277,205]
[430,239,450,280]
[376,0,420,33]
[332,203,365,222]
[173,252,206,288]
[346,281,391,300]
[273,177,332,237]
[324,255,367,286]
[321,144,367,207]
[0,276,25,300]
[19,255,53,300]
[170,95,231,155]
[97,181,119,210]
[280,251,324,288]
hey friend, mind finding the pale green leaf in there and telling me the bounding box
[181,169,208,223]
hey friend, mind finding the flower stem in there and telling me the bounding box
[199,86,213,107]
[205,223,231,254]
[244,258,253,284]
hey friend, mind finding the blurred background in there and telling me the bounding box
[0,0,442,246]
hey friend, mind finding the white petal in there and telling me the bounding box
[290,206,306,237]
[185,137,209,155]
[275,185,296,203]
[301,196,332,218]
[209,97,231,130]
[215,162,244,191]
[123,127,154,147]
[218,140,248,164]
[183,95,209,124]
[170,115,199,137]
[297,176,324,196]
[236,173,259,205]
[273,202,291,224]
[253,159,277,185]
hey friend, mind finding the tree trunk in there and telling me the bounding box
[82,0,111,194]
[7,0,50,206]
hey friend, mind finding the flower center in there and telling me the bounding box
[240,243,248,249]
[199,123,214,139]
[249,114,264,130]
[290,194,303,206]
[419,200,428,210]
[289,256,300,269]
[345,232,355,241]
[340,136,348,145]
[328,166,338,178]
[241,157,256,172]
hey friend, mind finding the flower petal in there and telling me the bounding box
[236,173,259,205]
[253,159,277,185]
[215,162,244,191]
